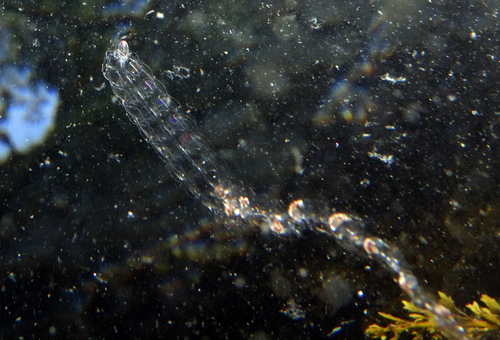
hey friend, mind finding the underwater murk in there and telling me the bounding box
[0,0,499,339]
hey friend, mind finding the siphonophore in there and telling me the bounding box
[103,40,470,339]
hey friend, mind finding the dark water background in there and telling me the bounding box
[0,0,499,338]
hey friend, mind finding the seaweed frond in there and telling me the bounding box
[365,292,500,339]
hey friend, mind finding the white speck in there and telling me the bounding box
[360,179,371,187]
[308,17,322,30]
[381,73,406,84]
[368,150,394,167]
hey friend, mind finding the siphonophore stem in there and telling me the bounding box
[103,40,469,339]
